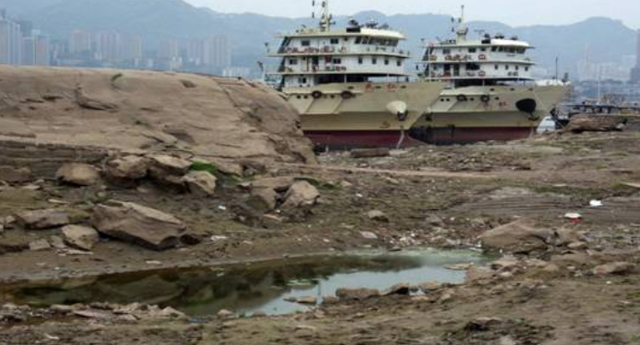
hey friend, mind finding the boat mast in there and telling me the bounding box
[456,5,468,42]
[318,0,332,31]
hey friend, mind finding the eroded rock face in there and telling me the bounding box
[15,209,70,230]
[479,219,554,254]
[91,201,186,250]
[56,163,100,186]
[62,225,100,251]
[0,166,34,184]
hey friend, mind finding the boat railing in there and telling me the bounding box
[277,45,409,56]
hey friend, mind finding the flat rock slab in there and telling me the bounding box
[91,201,186,251]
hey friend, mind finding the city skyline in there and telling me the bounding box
[186,0,640,29]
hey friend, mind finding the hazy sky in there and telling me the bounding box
[185,0,640,29]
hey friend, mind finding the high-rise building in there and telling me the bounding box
[33,34,50,66]
[159,39,180,60]
[203,35,231,69]
[120,34,144,61]
[0,13,23,65]
[631,30,640,84]
[94,31,121,62]
[69,30,92,54]
[21,35,35,65]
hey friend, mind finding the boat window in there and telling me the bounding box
[505,65,510,70]
[385,59,390,65]
[469,48,477,53]
[355,37,362,44]
[358,57,363,64]
[330,38,339,45]
[396,60,402,67]
[480,48,487,52]
[443,49,451,55]
[491,47,497,52]
[372,57,378,64]
[301,40,310,47]
[289,59,298,65]
[515,65,520,70]
[525,66,529,71]
[495,65,499,70]
[333,58,342,64]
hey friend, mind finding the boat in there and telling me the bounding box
[412,6,571,144]
[267,0,445,149]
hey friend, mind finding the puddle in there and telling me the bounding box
[0,249,486,316]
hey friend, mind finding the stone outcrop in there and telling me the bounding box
[0,166,34,183]
[91,201,186,250]
[104,155,149,183]
[281,181,320,211]
[182,171,217,197]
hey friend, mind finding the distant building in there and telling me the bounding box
[0,12,23,65]
[33,33,50,66]
[94,31,121,62]
[120,34,144,63]
[203,35,232,70]
[631,30,640,84]
[69,30,92,54]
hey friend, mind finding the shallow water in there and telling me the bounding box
[2,249,486,316]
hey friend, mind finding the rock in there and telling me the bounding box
[149,155,191,177]
[465,266,496,283]
[418,282,442,294]
[247,188,279,213]
[382,283,411,296]
[446,263,475,271]
[565,115,627,133]
[360,231,379,240]
[335,288,380,301]
[15,209,70,230]
[425,215,445,227]
[555,227,581,246]
[91,201,186,250]
[567,241,588,250]
[593,262,634,276]
[350,148,390,159]
[0,224,3,233]
[105,156,149,183]
[183,171,217,197]
[62,225,100,251]
[478,219,554,254]
[180,233,204,245]
[251,176,295,193]
[55,163,100,186]
[281,181,320,210]
[491,256,520,271]
[292,296,318,305]
[49,236,66,249]
[321,296,340,305]
[2,216,16,229]
[367,210,389,222]
[0,166,34,183]
[465,317,504,332]
[217,309,235,319]
[29,239,51,251]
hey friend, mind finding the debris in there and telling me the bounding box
[62,225,100,251]
[145,261,163,265]
[367,210,389,222]
[211,235,229,242]
[589,200,603,208]
[15,209,71,230]
[286,296,317,305]
[564,213,582,224]
[360,231,379,240]
[55,163,101,186]
[91,201,186,250]
[565,114,627,133]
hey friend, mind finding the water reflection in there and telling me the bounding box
[3,249,485,316]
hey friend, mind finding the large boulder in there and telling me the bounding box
[62,225,100,251]
[182,171,217,197]
[281,181,320,210]
[91,201,186,250]
[15,209,71,230]
[56,163,100,186]
[478,219,554,254]
[148,155,192,187]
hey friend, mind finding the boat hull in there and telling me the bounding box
[306,130,424,149]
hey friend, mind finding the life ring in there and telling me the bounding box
[341,90,354,99]
[480,95,491,103]
[456,94,468,102]
[479,54,487,60]
[311,91,323,99]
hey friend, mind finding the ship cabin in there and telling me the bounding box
[422,10,536,88]
[269,20,411,89]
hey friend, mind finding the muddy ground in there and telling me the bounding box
[0,130,640,344]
